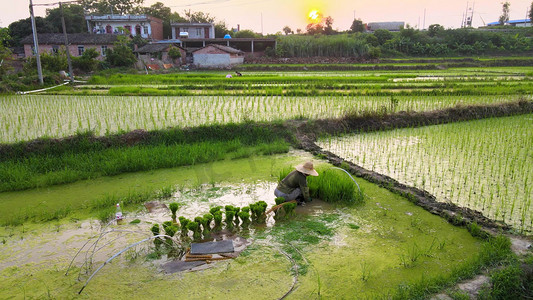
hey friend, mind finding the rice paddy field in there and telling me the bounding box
[1,60,532,298]
[318,114,533,233]
[2,94,529,143]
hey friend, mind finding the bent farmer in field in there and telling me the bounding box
[274,161,319,204]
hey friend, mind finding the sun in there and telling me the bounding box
[308,10,322,23]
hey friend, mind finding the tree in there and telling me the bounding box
[73,47,99,72]
[235,30,259,38]
[184,11,215,23]
[323,16,334,35]
[350,19,365,33]
[214,21,231,38]
[499,2,510,25]
[0,28,12,76]
[306,22,324,35]
[373,29,393,45]
[529,2,533,23]
[428,24,444,37]
[168,46,181,60]
[8,17,56,46]
[82,0,144,15]
[105,36,136,67]
[45,4,87,34]
[282,26,293,35]
[143,2,173,38]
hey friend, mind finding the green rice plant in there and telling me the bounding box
[168,202,179,222]
[225,211,235,228]
[212,211,223,229]
[178,217,190,235]
[203,214,213,231]
[209,206,222,216]
[283,202,297,218]
[186,221,201,240]
[162,223,178,238]
[307,169,365,205]
[150,224,163,248]
[237,211,250,226]
[156,186,176,199]
[250,201,268,223]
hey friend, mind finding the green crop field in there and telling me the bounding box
[318,114,533,232]
[1,94,528,143]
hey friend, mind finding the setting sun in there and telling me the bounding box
[308,9,322,23]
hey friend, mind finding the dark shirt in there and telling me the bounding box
[276,170,310,199]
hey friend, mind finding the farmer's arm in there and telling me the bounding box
[298,174,310,200]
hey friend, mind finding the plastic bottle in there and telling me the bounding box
[115,203,123,220]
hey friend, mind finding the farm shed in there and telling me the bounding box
[192,44,244,68]
[135,43,187,65]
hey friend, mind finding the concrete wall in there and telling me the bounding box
[193,53,230,67]
[24,44,112,60]
[229,56,244,65]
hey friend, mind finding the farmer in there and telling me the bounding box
[274,161,319,204]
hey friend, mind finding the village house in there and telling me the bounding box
[192,44,244,68]
[85,15,163,41]
[20,33,121,59]
[171,23,215,39]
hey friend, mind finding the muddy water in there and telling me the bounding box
[0,154,482,299]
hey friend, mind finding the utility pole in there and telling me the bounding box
[261,12,263,35]
[423,8,426,30]
[60,2,74,83]
[29,0,44,85]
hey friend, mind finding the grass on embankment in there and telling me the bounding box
[0,122,291,193]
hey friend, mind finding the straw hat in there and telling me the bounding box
[295,161,319,176]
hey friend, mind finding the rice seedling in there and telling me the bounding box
[168,202,179,223]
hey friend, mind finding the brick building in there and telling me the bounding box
[85,15,163,41]
[20,33,121,59]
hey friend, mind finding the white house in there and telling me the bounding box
[85,15,164,41]
[171,23,215,39]
[192,44,244,68]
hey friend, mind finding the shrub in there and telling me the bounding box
[168,46,181,60]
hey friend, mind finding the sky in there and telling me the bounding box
[1,0,532,34]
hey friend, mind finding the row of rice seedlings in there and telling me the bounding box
[1,94,527,143]
[317,114,533,232]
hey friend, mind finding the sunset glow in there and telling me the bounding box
[308,9,322,23]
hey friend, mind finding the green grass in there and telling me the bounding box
[391,235,515,299]
[0,122,291,192]
[0,139,289,193]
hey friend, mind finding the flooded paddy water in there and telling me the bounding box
[0,152,482,298]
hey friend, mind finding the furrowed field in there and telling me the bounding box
[1,60,532,299]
